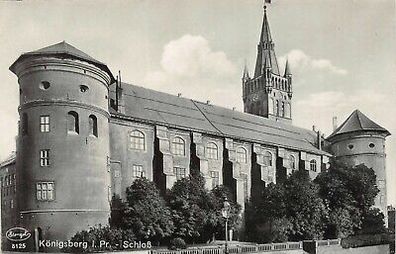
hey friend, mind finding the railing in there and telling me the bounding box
[151,242,303,254]
[316,239,341,247]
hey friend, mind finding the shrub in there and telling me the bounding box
[168,237,187,250]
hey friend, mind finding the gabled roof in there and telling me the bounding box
[327,110,390,140]
[10,41,115,82]
[110,83,329,155]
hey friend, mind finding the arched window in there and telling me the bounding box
[67,111,79,134]
[22,113,28,135]
[236,147,247,163]
[284,103,291,118]
[89,115,98,137]
[206,142,218,160]
[171,137,185,156]
[275,100,279,116]
[310,159,317,172]
[263,151,272,166]
[281,101,285,117]
[289,155,296,169]
[129,130,145,150]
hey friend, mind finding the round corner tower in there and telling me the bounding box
[327,109,391,224]
[9,41,115,249]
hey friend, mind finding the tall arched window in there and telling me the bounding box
[275,100,279,116]
[171,137,185,156]
[289,155,296,169]
[89,115,98,137]
[129,130,145,150]
[310,159,317,172]
[236,147,247,163]
[206,142,218,160]
[263,151,272,166]
[67,111,79,134]
[281,102,285,117]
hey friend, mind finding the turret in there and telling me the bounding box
[327,110,391,224]
[9,41,114,251]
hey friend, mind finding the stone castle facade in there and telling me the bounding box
[0,7,390,251]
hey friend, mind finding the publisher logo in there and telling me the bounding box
[6,227,31,242]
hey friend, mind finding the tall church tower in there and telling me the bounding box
[242,6,292,124]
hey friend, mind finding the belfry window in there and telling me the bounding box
[40,115,50,133]
[310,159,317,172]
[263,151,272,166]
[67,111,79,134]
[89,115,98,137]
[236,147,248,163]
[171,137,185,156]
[36,182,54,201]
[206,142,218,160]
[40,149,50,167]
[129,130,145,150]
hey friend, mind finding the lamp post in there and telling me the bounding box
[222,197,231,254]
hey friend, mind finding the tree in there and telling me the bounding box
[122,178,174,245]
[284,170,328,241]
[167,173,241,243]
[315,161,382,238]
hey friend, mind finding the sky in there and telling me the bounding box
[0,0,395,205]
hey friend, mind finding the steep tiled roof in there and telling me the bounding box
[327,110,390,140]
[110,83,329,155]
[10,41,115,82]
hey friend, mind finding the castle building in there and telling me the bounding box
[0,6,390,252]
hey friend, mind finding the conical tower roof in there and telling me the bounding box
[327,110,390,140]
[254,7,280,77]
[10,41,115,82]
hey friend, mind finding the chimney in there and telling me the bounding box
[206,100,211,105]
[332,116,338,131]
[177,93,182,97]
[317,130,322,150]
[312,125,316,132]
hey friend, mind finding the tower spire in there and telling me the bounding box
[242,61,250,81]
[254,4,280,77]
[284,59,291,77]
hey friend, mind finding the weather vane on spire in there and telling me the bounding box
[264,0,272,9]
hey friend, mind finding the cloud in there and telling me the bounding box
[144,34,241,109]
[279,49,347,75]
[159,34,236,78]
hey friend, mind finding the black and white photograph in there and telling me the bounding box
[0,0,395,253]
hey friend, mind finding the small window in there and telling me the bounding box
[22,113,28,135]
[171,137,185,156]
[39,81,50,90]
[80,85,89,93]
[132,165,145,178]
[40,115,50,133]
[36,182,55,201]
[89,115,98,137]
[263,151,272,166]
[348,144,354,150]
[40,149,50,167]
[114,170,121,178]
[289,155,296,169]
[10,199,14,209]
[67,111,79,134]
[174,167,186,181]
[310,159,317,172]
[369,143,375,148]
[129,130,145,150]
[210,171,220,188]
[206,142,218,160]
[236,147,247,163]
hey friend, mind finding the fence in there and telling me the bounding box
[151,242,303,254]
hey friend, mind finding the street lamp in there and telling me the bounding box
[222,197,231,254]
